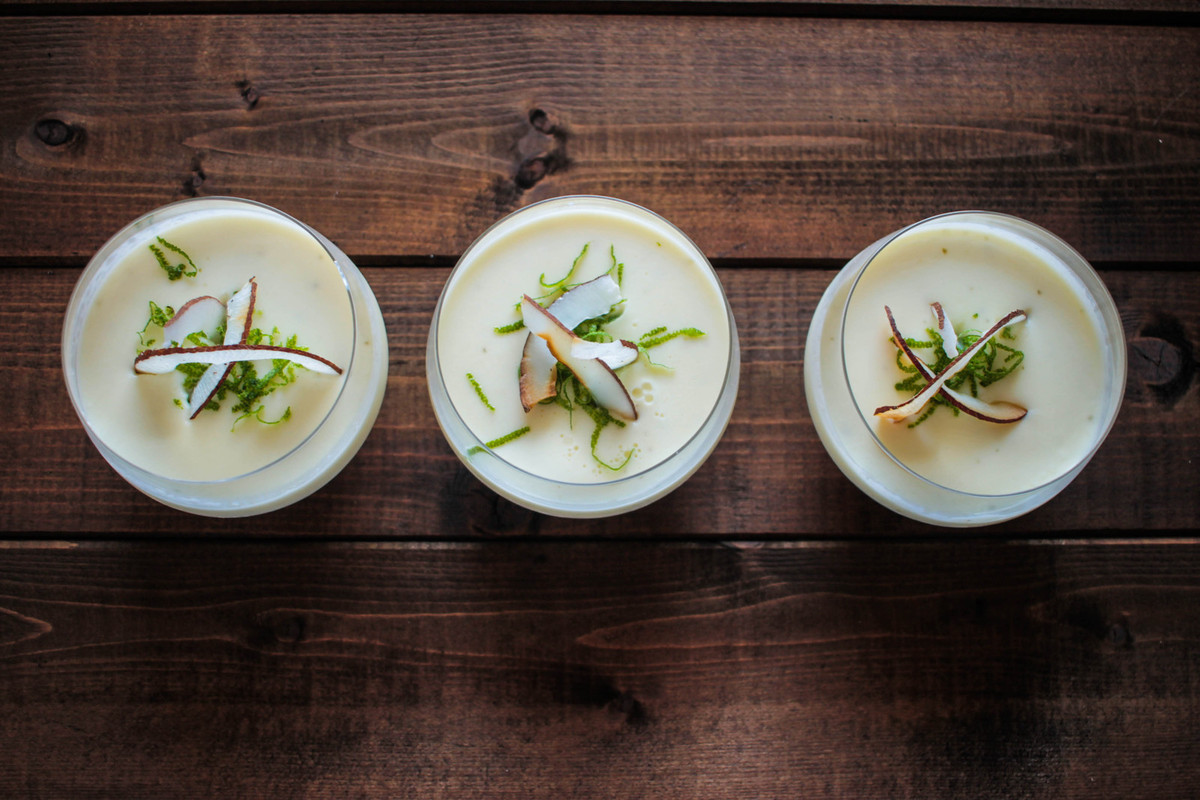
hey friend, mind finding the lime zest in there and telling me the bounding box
[468,426,531,455]
[467,372,495,411]
[540,242,588,289]
[494,319,525,334]
[638,326,706,351]
[136,300,175,347]
[150,237,199,281]
[607,244,624,286]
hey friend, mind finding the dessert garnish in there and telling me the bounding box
[467,426,531,455]
[135,277,342,426]
[875,305,1026,424]
[636,325,707,368]
[517,274,625,409]
[134,344,343,376]
[477,244,705,471]
[150,237,199,281]
[520,295,637,421]
[884,306,1027,424]
[467,372,495,411]
[571,337,639,368]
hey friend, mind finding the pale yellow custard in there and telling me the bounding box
[805,212,1125,526]
[63,198,389,516]
[427,196,740,517]
[843,219,1107,495]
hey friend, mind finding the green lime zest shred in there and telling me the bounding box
[638,326,706,351]
[494,319,525,334]
[150,237,199,281]
[467,372,495,411]
[468,426,531,455]
[540,243,588,289]
[136,300,176,347]
[232,404,292,431]
[607,244,624,286]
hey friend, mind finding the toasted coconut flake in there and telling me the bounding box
[225,278,257,343]
[519,334,559,411]
[886,306,1026,424]
[547,274,623,329]
[931,301,958,358]
[162,295,225,343]
[521,295,637,421]
[571,338,639,369]
[136,344,343,376]
[875,306,1026,423]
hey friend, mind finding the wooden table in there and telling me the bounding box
[2,1,1198,796]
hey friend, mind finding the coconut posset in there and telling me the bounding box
[427,196,739,517]
[62,197,389,516]
[805,211,1125,526]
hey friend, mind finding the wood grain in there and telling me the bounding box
[2,14,1198,264]
[3,0,1197,13]
[0,539,1196,798]
[4,266,1196,536]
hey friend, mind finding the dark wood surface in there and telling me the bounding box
[2,2,1199,797]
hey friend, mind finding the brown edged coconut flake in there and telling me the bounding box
[135,344,343,377]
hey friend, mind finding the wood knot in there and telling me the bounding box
[608,690,649,727]
[1131,337,1183,385]
[272,614,306,644]
[181,155,207,197]
[248,610,307,650]
[511,107,570,190]
[528,108,559,135]
[33,117,82,148]
[1132,314,1195,406]
[235,79,260,110]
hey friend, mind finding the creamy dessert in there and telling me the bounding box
[427,196,739,517]
[805,212,1125,525]
[62,198,389,516]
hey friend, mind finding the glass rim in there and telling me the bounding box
[430,194,739,490]
[838,209,1127,499]
[61,195,360,487]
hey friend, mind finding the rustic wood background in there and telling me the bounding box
[1,1,1198,797]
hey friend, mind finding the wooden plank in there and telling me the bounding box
[0,539,1196,798]
[3,266,1196,535]
[3,0,1197,14]
[1,15,1197,264]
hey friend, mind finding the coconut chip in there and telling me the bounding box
[135,344,343,376]
[930,301,958,358]
[161,295,225,344]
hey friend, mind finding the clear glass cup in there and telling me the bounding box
[804,211,1126,526]
[427,196,740,518]
[61,197,389,517]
